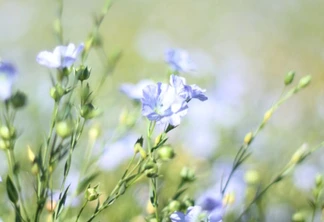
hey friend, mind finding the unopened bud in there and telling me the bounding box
[85,185,100,201]
[50,84,65,102]
[0,126,15,140]
[284,71,295,85]
[88,125,101,141]
[297,75,311,89]
[158,146,175,161]
[180,167,195,182]
[244,132,253,145]
[81,103,101,119]
[289,143,308,165]
[263,109,273,123]
[244,170,260,185]
[168,200,181,212]
[0,139,10,150]
[316,175,323,187]
[223,193,235,206]
[10,91,27,109]
[76,65,91,81]
[144,161,158,178]
[56,121,74,138]
[154,133,165,147]
[292,212,305,222]
[27,146,35,162]
[46,200,57,213]
[146,201,155,214]
[31,163,39,175]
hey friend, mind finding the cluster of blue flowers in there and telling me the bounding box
[141,74,207,126]
[170,191,224,222]
[120,48,208,127]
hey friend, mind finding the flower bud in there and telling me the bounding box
[76,65,91,81]
[10,91,27,109]
[168,200,181,212]
[292,212,306,222]
[146,201,155,214]
[244,132,253,145]
[284,71,295,85]
[0,126,16,140]
[85,185,100,201]
[144,161,158,178]
[154,133,165,147]
[297,75,311,89]
[56,121,74,138]
[263,109,273,123]
[80,103,101,119]
[244,170,260,185]
[223,192,235,206]
[289,143,309,165]
[50,84,65,102]
[27,146,35,162]
[183,197,194,208]
[180,167,195,182]
[119,109,136,127]
[0,139,11,150]
[46,200,57,213]
[316,175,323,187]
[88,125,101,141]
[157,146,175,161]
[31,163,39,175]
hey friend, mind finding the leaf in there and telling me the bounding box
[172,187,188,200]
[64,155,72,177]
[76,172,100,195]
[6,176,18,204]
[55,185,71,219]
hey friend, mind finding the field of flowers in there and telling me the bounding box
[1,0,324,221]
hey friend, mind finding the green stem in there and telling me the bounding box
[76,200,88,222]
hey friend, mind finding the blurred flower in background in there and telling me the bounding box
[165,48,196,73]
[0,60,17,101]
[99,134,139,171]
[120,79,154,101]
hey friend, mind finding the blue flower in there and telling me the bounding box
[170,206,203,222]
[165,48,196,73]
[196,191,223,222]
[36,43,84,69]
[120,79,154,100]
[0,61,17,101]
[141,82,188,126]
[170,74,208,102]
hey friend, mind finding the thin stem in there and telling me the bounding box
[44,102,59,167]
[76,200,88,222]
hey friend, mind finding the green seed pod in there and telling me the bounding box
[56,121,74,138]
[284,71,295,85]
[180,167,195,182]
[297,75,311,89]
[85,185,100,201]
[168,200,181,212]
[0,139,11,150]
[50,84,65,102]
[158,146,175,161]
[10,91,27,109]
[244,170,260,185]
[292,212,305,222]
[144,161,158,178]
[0,126,15,140]
[316,175,323,187]
[76,65,91,81]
